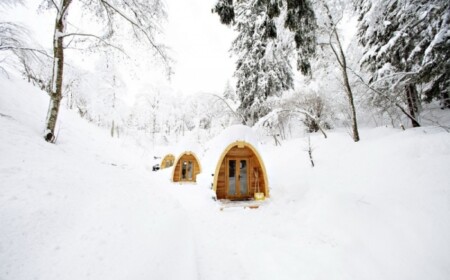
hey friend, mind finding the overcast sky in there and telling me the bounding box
[164,0,236,96]
[4,0,236,98]
[4,0,357,100]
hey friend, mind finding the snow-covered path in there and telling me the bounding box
[1,77,450,280]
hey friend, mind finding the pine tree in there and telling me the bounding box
[214,0,316,125]
[234,1,294,124]
[284,0,317,75]
[355,0,450,127]
[223,80,236,102]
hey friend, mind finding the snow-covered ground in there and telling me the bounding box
[1,76,450,280]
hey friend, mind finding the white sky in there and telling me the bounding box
[3,0,236,98]
[164,0,236,96]
[4,1,357,100]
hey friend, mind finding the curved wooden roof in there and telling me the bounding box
[171,151,202,182]
[212,141,269,197]
[160,154,175,169]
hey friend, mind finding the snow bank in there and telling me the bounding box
[2,75,450,280]
[260,127,450,280]
[0,76,198,280]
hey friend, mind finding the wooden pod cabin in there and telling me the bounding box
[160,154,175,169]
[172,152,202,182]
[213,141,269,200]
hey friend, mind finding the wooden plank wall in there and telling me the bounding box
[216,160,227,198]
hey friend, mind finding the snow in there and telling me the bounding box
[423,9,450,61]
[0,76,197,280]
[198,124,263,189]
[2,75,450,280]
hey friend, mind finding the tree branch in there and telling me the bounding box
[99,0,170,71]
[278,109,328,139]
[348,67,421,127]
[211,94,246,123]
[50,0,60,13]
[0,46,52,58]
[60,32,128,57]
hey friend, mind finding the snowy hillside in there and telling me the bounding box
[0,76,197,279]
[1,76,450,279]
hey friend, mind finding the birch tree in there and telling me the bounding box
[42,0,170,143]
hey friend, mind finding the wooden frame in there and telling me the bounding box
[160,154,175,169]
[225,157,250,200]
[212,141,269,200]
[171,151,202,183]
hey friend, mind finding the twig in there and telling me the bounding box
[60,33,129,57]
[348,67,421,127]
[307,135,314,167]
[278,109,328,139]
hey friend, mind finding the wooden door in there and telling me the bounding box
[226,158,249,199]
[180,160,194,181]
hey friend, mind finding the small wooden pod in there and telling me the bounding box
[160,154,175,169]
[172,152,202,182]
[213,141,269,200]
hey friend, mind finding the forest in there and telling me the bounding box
[1,0,448,143]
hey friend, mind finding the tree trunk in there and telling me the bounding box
[111,120,115,137]
[272,134,281,146]
[44,0,72,142]
[307,136,314,167]
[322,1,360,142]
[441,89,450,109]
[334,31,360,142]
[342,67,360,142]
[405,84,421,127]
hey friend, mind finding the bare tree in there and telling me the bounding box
[305,135,315,167]
[41,0,171,143]
[319,0,360,142]
[349,68,422,128]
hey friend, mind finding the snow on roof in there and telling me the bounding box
[154,132,204,181]
[153,132,203,163]
[197,124,264,188]
[175,134,203,157]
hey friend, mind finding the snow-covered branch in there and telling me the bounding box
[60,32,128,56]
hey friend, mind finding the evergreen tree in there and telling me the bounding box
[284,0,317,75]
[214,0,316,125]
[223,80,236,102]
[355,0,450,127]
